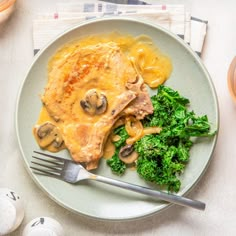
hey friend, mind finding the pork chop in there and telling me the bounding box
[41,42,153,169]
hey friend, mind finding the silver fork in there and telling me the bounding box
[31,151,205,211]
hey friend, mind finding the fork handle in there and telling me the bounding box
[92,175,205,210]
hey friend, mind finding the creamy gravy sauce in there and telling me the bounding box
[34,33,172,158]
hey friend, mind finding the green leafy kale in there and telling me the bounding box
[106,85,216,192]
[106,150,126,175]
[106,126,128,175]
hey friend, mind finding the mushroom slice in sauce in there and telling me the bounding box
[80,89,108,115]
[34,122,64,150]
[119,144,138,164]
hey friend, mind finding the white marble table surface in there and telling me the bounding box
[1,0,236,235]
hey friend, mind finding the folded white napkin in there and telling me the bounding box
[32,1,207,57]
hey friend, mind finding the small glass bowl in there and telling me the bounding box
[227,57,236,103]
[0,0,16,25]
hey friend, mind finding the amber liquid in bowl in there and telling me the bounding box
[0,0,16,25]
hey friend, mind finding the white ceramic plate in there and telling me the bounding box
[16,17,219,221]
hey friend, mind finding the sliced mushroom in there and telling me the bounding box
[119,144,138,164]
[96,94,107,114]
[34,122,64,150]
[80,89,107,115]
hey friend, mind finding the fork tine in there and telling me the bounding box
[33,151,66,162]
[32,155,63,166]
[31,161,62,172]
[30,166,60,177]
